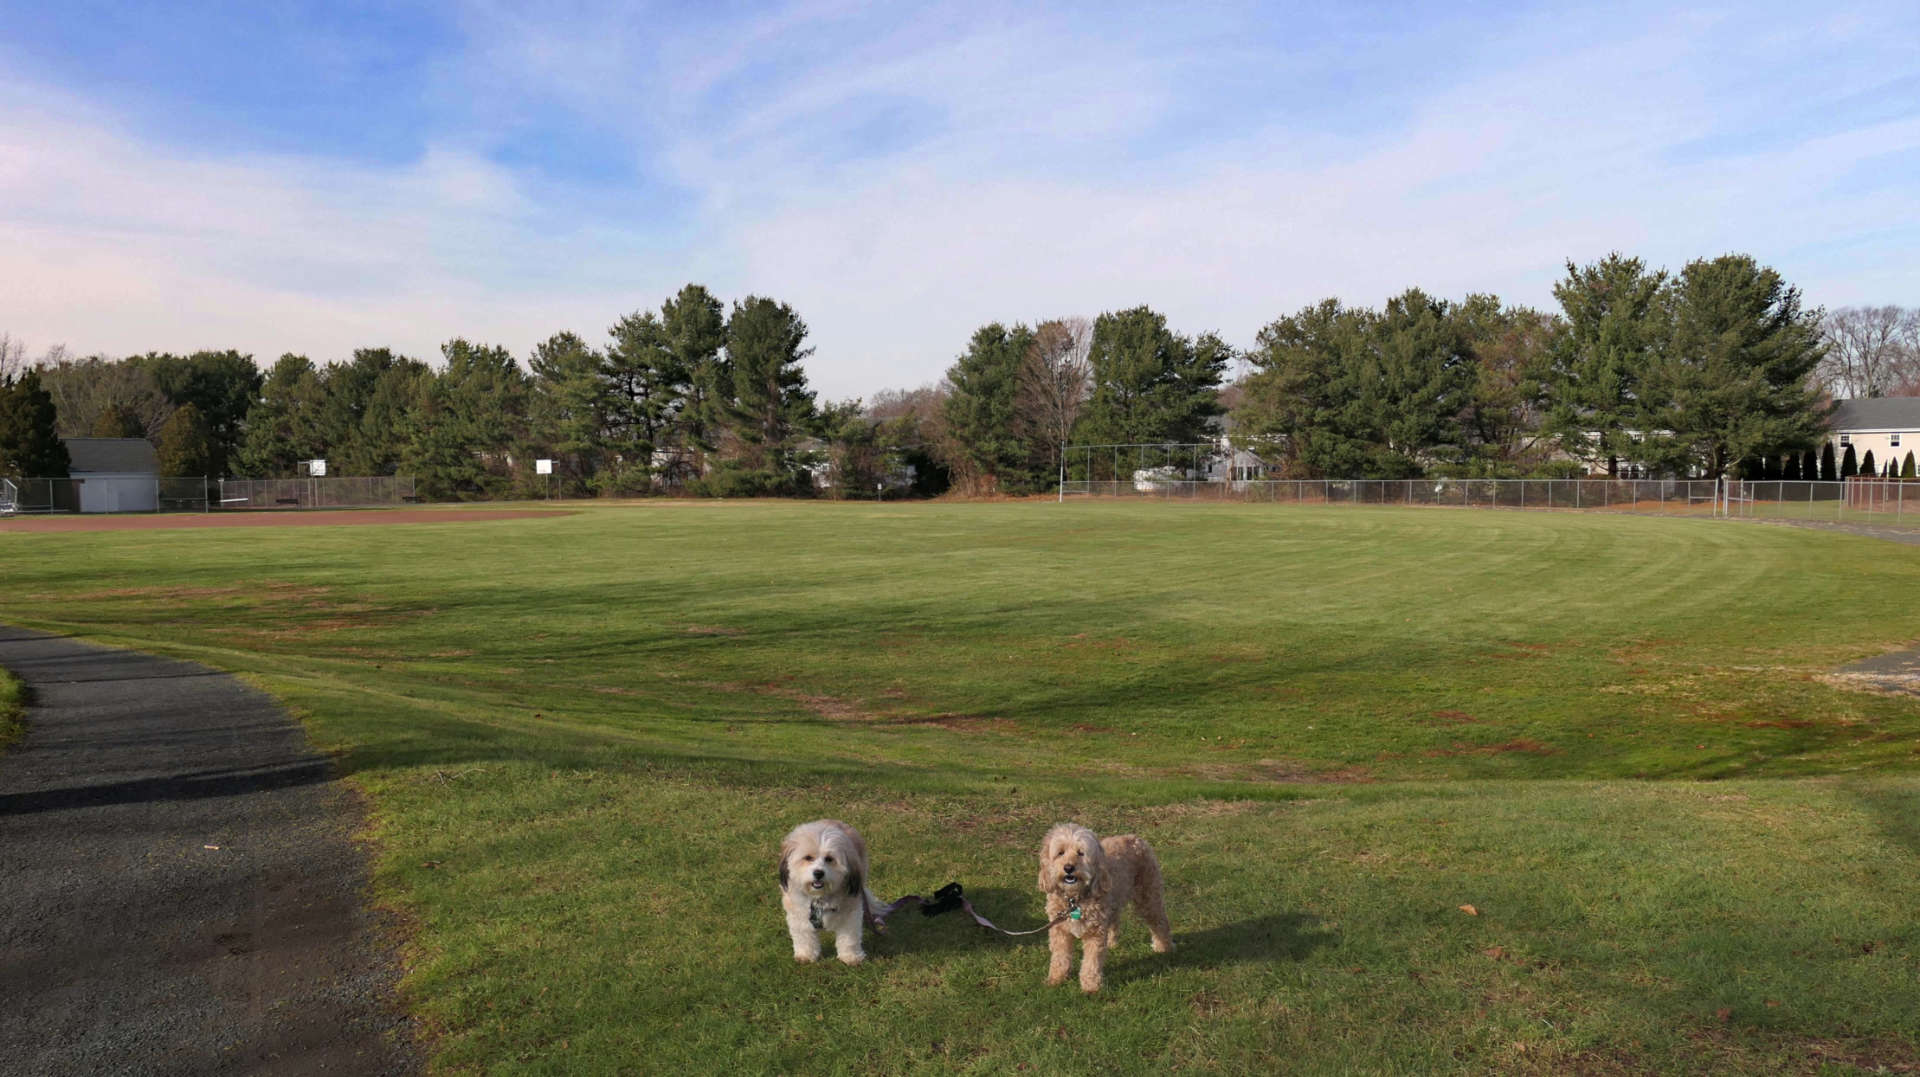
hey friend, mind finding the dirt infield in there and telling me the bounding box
[0,508,570,532]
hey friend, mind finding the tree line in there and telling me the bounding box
[943,252,1843,484]
[1,255,1912,492]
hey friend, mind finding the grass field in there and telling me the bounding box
[3,501,1919,1073]
[0,668,23,753]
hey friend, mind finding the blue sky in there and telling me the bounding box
[2,1,1916,397]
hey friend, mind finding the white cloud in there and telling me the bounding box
[1,4,1915,400]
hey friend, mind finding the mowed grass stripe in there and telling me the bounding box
[3,501,1920,1072]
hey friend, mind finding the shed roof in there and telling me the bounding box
[1829,398,1920,432]
[63,438,161,474]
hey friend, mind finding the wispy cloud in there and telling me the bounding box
[1,1,1915,397]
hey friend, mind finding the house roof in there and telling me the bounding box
[1829,398,1920,433]
[63,437,160,474]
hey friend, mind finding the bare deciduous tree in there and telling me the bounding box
[1013,316,1091,476]
[38,355,177,438]
[1819,305,1920,398]
[0,333,27,382]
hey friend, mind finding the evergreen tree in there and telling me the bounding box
[437,339,527,496]
[0,368,70,477]
[1359,289,1475,476]
[602,312,681,493]
[1782,453,1800,481]
[1543,254,1667,476]
[1636,254,1828,478]
[1802,448,1818,482]
[661,284,729,474]
[1863,450,1877,477]
[1236,299,1375,478]
[397,375,477,499]
[1821,442,1838,481]
[528,332,608,495]
[1842,444,1858,478]
[711,296,816,494]
[942,322,1035,494]
[1905,451,1916,479]
[1452,295,1557,476]
[1075,305,1227,449]
[235,354,326,477]
[90,404,145,438]
[155,402,214,476]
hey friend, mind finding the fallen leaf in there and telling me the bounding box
[1482,946,1506,959]
[1459,904,1479,916]
[1765,999,1780,1008]
[421,860,444,869]
[1716,1008,1731,1022]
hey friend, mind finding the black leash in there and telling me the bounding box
[864,882,1073,937]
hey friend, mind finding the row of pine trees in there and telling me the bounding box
[0,251,1892,496]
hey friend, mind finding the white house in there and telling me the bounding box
[1827,398,1920,474]
[64,438,160,513]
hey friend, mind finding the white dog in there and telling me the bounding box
[777,819,878,965]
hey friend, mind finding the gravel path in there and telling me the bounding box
[0,627,416,1076]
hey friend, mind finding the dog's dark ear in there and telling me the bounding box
[845,867,863,899]
[777,834,796,890]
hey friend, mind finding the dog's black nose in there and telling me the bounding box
[1063,865,1076,875]
[812,868,825,880]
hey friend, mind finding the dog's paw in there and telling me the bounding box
[1153,938,1174,954]
[1045,971,1068,987]
[793,950,821,964]
[837,950,866,966]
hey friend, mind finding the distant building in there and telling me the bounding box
[63,438,160,513]
[1827,398,1920,472]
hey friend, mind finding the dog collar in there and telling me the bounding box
[809,898,836,929]
[1068,899,1081,921]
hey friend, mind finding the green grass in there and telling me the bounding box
[4,501,1920,1073]
[0,668,23,753]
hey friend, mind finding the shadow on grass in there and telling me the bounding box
[869,886,1035,956]
[1170,910,1340,968]
[1851,781,1920,859]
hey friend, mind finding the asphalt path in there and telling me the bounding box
[0,627,416,1076]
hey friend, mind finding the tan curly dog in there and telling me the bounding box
[1036,823,1174,992]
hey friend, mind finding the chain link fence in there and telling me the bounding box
[1060,476,1920,528]
[216,475,418,509]
[1,475,416,514]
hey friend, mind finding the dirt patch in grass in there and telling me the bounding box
[1420,710,1483,725]
[884,713,1018,733]
[682,624,746,638]
[1424,738,1558,758]
[1827,643,1920,698]
[1180,758,1374,783]
[1684,1025,1920,1075]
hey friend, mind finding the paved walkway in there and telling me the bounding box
[0,627,415,1076]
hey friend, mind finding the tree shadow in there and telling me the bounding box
[0,758,333,816]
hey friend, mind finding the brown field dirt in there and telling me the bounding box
[0,508,571,532]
